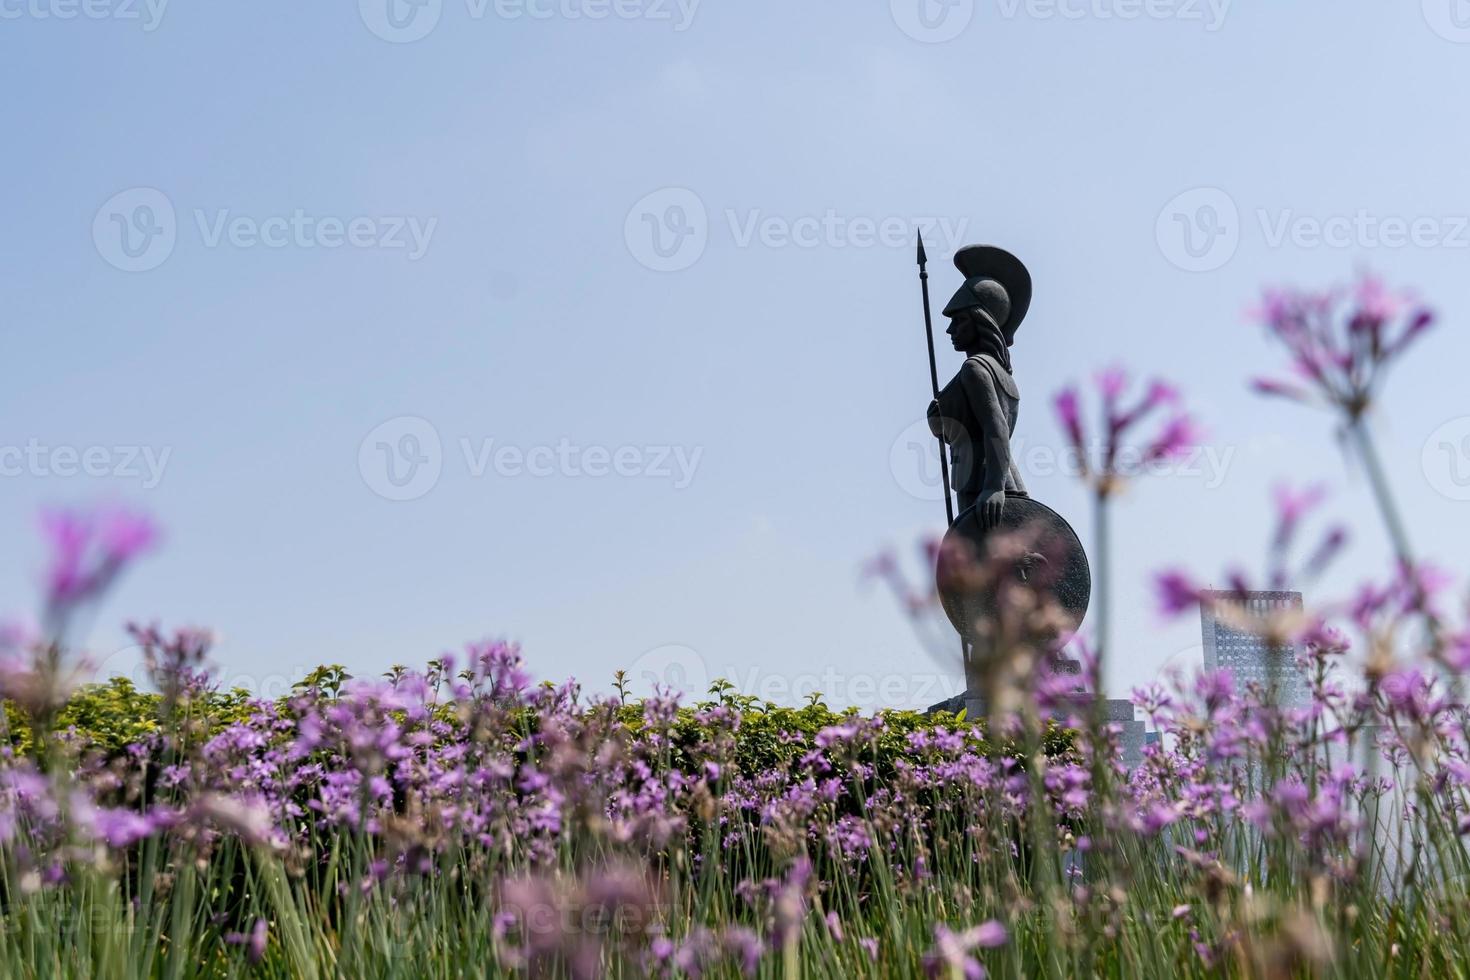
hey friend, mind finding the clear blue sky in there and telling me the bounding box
[4,1,1470,709]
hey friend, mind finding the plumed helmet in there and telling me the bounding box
[940,245,1032,344]
[942,276,1011,329]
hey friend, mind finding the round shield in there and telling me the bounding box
[936,492,1091,642]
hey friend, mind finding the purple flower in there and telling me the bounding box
[225,918,268,964]
[85,806,159,848]
[1143,414,1201,463]
[720,926,763,975]
[40,505,158,635]
[973,920,1007,948]
[1272,483,1327,538]
[1050,370,1196,496]
[1096,366,1128,403]
[1250,272,1433,419]
[926,923,998,979]
[1153,569,1202,617]
[1053,387,1085,461]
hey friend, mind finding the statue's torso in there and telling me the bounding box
[935,354,1021,497]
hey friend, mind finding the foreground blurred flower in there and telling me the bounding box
[1250,272,1432,422]
[224,918,268,965]
[40,504,158,639]
[127,622,215,713]
[924,920,1007,978]
[497,866,659,980]
[0,506,158,739]
[1052,368,1197,500]
[1249,273,1431,610]
[1052,369,1197,725]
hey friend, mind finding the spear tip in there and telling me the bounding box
[916,231,928,267]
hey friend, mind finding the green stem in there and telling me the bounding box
[1347,418,1415,571]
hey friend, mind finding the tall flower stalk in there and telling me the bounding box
[1250,273,1437,881]
[1052,370,1198,696]
[1050,370,1197,970]
[1250,274,1433,608]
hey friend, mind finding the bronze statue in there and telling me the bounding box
[915,242,1090,719]
[926,246,1032,527]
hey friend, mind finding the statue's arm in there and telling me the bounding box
[959,361,1012,528]
[926,397,944,439]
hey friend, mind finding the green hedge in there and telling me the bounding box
[4,671,1075,774]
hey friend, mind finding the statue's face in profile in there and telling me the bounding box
[946,312,981,352]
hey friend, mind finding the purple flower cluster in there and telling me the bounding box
[1250,272,1433,420]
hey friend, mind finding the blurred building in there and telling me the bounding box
[1107,699,1147,769]
[1200,589,1308,708]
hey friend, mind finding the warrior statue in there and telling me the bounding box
[919,245,1090,720]
[925,247,1031,527]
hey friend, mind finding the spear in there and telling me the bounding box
[916,232,955,527]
